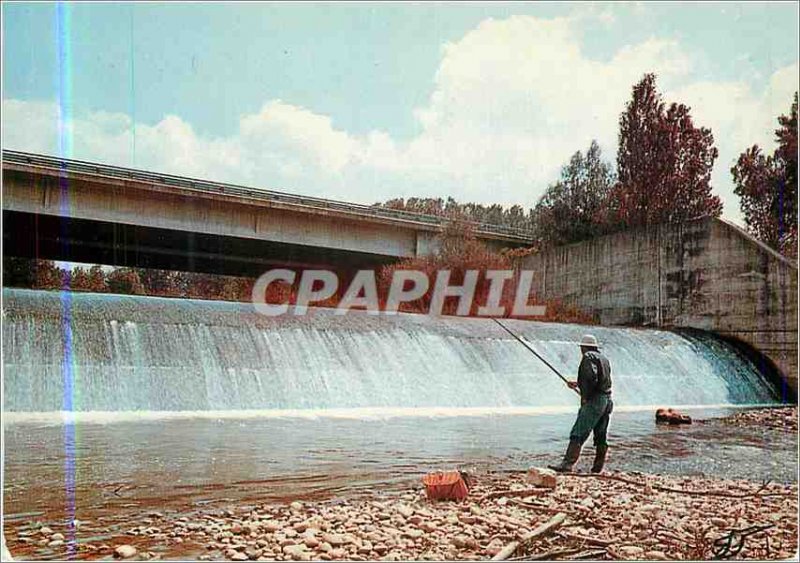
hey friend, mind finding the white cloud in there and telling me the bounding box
[2,15,796,224]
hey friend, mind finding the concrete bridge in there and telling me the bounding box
[521,217,798,399]
[2,151,534,276]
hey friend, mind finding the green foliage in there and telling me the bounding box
[376,197,536,233]
[532,140,615,246]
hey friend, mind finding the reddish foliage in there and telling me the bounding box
[732,93,798,260]
[612,73,722,228]
[106,268,146,295]
[377,220,513,316]
[377,220,595,323]
[71,265,108,293]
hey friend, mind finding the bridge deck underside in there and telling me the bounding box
[3,211,397,277]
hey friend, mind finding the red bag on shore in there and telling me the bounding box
[422,471,469,501]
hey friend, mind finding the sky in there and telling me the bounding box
[2,2,798,225]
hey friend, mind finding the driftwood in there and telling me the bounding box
[481,488,549,501]
[556,531,614,547]
[508,498,568,514]
[566,548,609,559]
[491,512,567,561]
[570,473,790,499]
[509,499,598,525]
[527,546,585,560]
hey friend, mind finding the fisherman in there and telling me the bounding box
[549,334,613,473]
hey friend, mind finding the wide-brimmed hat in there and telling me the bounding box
[579,334,599,348]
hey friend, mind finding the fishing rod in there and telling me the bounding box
[493,318,580,396]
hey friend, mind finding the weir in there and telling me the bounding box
[2,288,782,413]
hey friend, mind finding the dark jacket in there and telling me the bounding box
[577,350,612,401]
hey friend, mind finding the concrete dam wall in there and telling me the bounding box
[521,217,798,398]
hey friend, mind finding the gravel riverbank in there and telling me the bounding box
[7,468,797,561]
[716,405,798,432]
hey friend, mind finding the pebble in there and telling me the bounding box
[525,467,557,489]
[618,545,645,557]
[373,543,388,555]
[263,520,281,532]
[396,505,414,518]
[419,521,437,533]
[283,544,306,556]
[323,533,347,546]
[114,545,138,559]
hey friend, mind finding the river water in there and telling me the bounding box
[3,408,797,526]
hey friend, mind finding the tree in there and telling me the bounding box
[376,218,594,322]
[532,140,615,246]
[70,267,92,291]
[613,73,722,227]
[86,265,108,293]
[3,256,37,287]
[374,197,537,233]
[732,93,798,259]
[137,268,181,296]
[34,260,67,290]
[106,268,146,295]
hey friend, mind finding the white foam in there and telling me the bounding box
[2,403,777,426]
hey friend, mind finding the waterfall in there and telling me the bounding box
[2,288,780,413]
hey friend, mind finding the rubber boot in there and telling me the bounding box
[591,445,608,473]
[548,439,582,473]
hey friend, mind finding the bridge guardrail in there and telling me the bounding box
[2,150,537,242]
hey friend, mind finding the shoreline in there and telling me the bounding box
[4,406,797,561]
[3,402,784,426]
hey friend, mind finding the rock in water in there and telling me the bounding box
[525,467,557,489]
[655,408,692,425]
[114,545,138,559]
